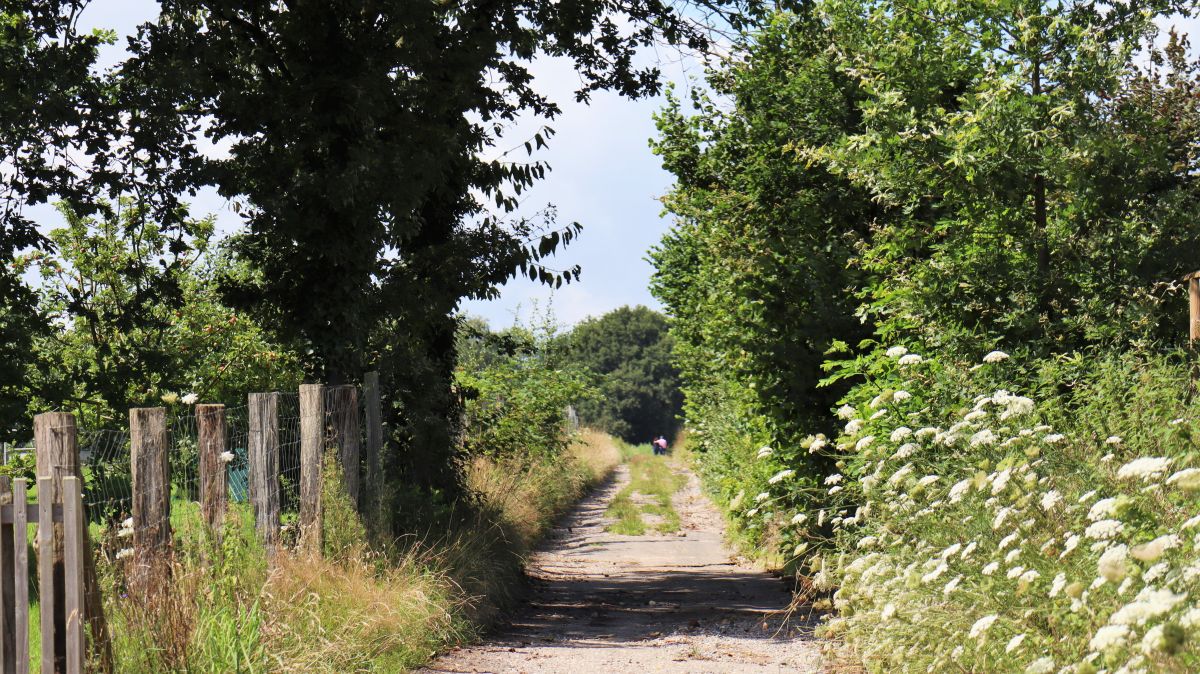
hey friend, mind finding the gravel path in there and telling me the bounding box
[422,462,822,673]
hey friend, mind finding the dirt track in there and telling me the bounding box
[422,463,822,673]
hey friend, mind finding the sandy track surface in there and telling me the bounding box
[421,463,822,673]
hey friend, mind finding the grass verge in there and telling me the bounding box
[19,430,621,672]
[605,448,687,535]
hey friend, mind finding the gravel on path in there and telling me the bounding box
[421,461,823,674]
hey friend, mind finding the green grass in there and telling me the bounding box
[605,451,686,535]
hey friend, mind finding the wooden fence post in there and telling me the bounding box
[197,404,228,533]
[0,476,13,673]
[363,372,383,517]
[9,478,29,673]
[248,393,281,552]
[34,412,80,671]
[327,386,362,508]
[1187,271,1200,344]
[63,476,85,674]
[130,407,171,595]
[299,384,325,553]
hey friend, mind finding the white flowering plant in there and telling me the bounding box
[796,346,1200,673]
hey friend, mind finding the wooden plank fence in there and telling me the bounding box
[0,372,385,672]
[0,476,86,674]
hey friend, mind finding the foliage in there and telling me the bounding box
[456,316,595,462]
[12,201,302,431]
[803,346,1200,673]
[558,305,683,443]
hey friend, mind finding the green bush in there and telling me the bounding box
[798,346,1200,673]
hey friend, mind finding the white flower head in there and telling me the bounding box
[885,345,908,358]
[219,451,236,464]
[180,392,199,405]
[1117,457,1172,481]
[1089,624,1130,652]
[1085,519,1124,540]
[1005,633,1026,653]
[893,390,912,402]
[115,548,134,560]
[983,350,1010,364]
[1105,435,1122,445]
[970,429,997,447]
[837,405,857,420]
[890,426,913,442]
[768,469,795,485]
[969,615,999,640]
[1040,490,1062,512]
[1166,467,1200,491]
[897,354,923,366]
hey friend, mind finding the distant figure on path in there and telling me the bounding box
[653,436,668,455]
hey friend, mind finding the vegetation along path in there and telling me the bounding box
[424,459,820,673]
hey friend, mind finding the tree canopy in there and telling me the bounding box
[559,306,681,443]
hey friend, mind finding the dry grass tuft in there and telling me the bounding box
[264,550,465,672]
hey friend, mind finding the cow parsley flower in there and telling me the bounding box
[982,561,1000,576]
[1105,435,1123,445]
[1088,497,1117,521]
[1089,624,1130,652]
[1042,433,1065,444]
[893,390,912,402]
[1005,633,1026,653]
[885,345,908,358]
[890,426,913,442]
[1040,490,1062,512]
[219,451,235,464]
[1050,573,1068,598]
[790,512,807,525]
[825,474,844,485]
[970,429,997,447]
[757,446,774,459]
[844,419,865,435]
[837,405,857,420]
[1086,519,1125,540]
[1098,545,1129,583]
[948,479,972,503]
[897,354,923,366]
[1131,535,1180,562]
[754,492,770,503]
[181,392,199,405]
[1166,467,1200,491]
[1117,457,1172,481]
[768,470,795,484]
[969,615,999,640]
[1024,657,1055,674]
[855,435,876,451]
[1109,587,1187,625]
[983,350,1010,364]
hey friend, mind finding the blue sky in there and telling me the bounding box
[58,2,705,330]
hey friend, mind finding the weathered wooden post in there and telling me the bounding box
[130,407,171,595]
[34,412,78,671]
[34,411,110,672]
[1187,271,1200,344]
[363,372,383,517]
[62,476,86,674]
[197,404,228,533]
[299,384,325,553]
[248,393,281,552]
[327,386,362,508]
[0,475,14,672]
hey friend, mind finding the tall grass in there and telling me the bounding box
[51,430,623,672]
